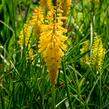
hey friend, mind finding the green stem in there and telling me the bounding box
[52,84,55,109]
[90,0,94,60]
[100,70,101,107]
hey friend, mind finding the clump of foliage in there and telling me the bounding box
[0,0,109,109]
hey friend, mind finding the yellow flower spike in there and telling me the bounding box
[80,40,90,66]
[38,8,68,84]
[98,48,106,70]
[40,0,52,11]
[60,0,72,16]
[31,7,44,35]
[91,36,106,70]
[18,21,32,47]
[58,0,71,27]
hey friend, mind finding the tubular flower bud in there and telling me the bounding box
[91,36,106,70]
[38,9,67,84]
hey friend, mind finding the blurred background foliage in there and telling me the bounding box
[0,0,109,109]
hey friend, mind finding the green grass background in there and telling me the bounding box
[0,0,109,109]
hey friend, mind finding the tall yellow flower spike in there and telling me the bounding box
[31,7,44,35]
[91,36,106,70]
[40,0,52,11]
[60,0,72,16]
[18,21,35,61]
[18,21,32,47]
[38,8,67,85]
[58,0,71,27]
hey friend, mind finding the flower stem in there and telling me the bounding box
[52,84,55,109]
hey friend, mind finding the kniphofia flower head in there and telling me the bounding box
[31,7,44,35]
[60,0,72,16]
[18,21,32,48]
[40,0,52,11]
[38,8,68,85]
[91,36,106,70]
